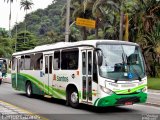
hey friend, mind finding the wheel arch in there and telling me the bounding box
[66,84,79,102]
[25,80,32,87]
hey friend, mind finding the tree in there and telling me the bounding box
[16,31,37,52]
[0,37,13,58]
[20,0,33,42]
[70,0,93,40]
[4,0,14,37]
[20,0,34,41]
[137,22,160,77]
[20,0,34,15]
[92,0,120,39]
[0,28,9,38]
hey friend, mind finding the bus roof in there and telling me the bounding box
[12,40,139,56]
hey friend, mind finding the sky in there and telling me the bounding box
[0,0,53,30]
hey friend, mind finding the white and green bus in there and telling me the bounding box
[12,40,147,108]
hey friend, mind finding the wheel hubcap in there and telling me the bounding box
[71,92,78,103]
[27,85,31,95]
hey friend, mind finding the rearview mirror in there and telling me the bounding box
[95,48,103,66]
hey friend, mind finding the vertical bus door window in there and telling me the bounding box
[82,52,86,75]
[45,56,48,74]
[88,52,92,101]
[83,76,86,99]
[88,52,92,75]
[49,56,52,74]
[17,59,20,73]
[82,52,87,100]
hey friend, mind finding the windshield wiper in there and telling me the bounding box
[115,53,126,83]
[122,52,142,81]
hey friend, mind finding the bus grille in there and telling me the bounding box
[116,97,140,105]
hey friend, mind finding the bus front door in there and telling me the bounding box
[16,58,20,89]
[44,55,53,95]
[82,50,93,104]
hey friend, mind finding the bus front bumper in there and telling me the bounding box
[95,92,147,107]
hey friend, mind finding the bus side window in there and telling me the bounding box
[34,53,43,70]
[25,55,31,70]
[53,51,60,70]
[61,49,79,70]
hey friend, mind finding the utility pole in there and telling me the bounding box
[15,22,17,52]
[65,0,71,42]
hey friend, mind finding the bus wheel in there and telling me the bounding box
[68,88,79,108]
[26,82,33,98]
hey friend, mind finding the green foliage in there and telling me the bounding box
[0,37,13,58]
[148,78,160,90]
[12,0,66,45]
[9,0,160,77]
[16,31,37,52]
[20,0,34,11]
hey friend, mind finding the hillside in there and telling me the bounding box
[12,0,66,45]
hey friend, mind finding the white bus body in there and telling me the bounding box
[12,40,147,108]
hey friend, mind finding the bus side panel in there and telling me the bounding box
[19,71,45,96]
[11,73,16,89]
[12,73,26,92]
[31,82,45,95]
[12,72,44,96]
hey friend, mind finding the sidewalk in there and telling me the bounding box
[2,74,11,84]
[146,89,160,107]
[0,101,45,120]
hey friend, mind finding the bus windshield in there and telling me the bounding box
[97,44,145,81]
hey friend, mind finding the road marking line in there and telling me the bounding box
[0,100,48,120]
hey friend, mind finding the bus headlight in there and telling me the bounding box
[100,86,113,95]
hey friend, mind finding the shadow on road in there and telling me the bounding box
[18,93,137,114]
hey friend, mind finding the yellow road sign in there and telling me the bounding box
[76,18,96,28]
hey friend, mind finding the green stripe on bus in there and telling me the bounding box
[94,98,100,106]
[18,73,66,99]
[115,84,147,94]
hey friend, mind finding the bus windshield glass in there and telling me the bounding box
[97,44,145,81]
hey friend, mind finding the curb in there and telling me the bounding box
[148,90,160,93]
[2,77,11,84]
[2,80,11,84]
[0,100,48,120]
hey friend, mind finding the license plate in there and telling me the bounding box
[125,102,133,105]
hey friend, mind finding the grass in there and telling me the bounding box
[148,77,160,90]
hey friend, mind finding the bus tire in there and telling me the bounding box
[68,88,79,108]
[26,82,33,98]
[0,79,2,85]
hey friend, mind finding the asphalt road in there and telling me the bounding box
[147,92,160,105]
[0,83,160,120]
